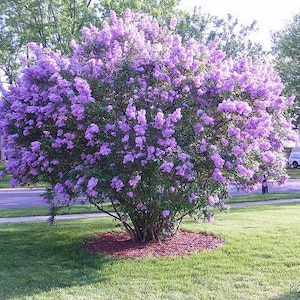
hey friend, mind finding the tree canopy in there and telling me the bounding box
[0,0,97,83]
[0,0,264,85]
[272,13,300,125]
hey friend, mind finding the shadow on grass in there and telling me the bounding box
[0,218,117,299]
[276,293,300,300]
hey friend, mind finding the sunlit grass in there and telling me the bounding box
[1,192,300,219]
[0,203,112,218]
[0,203,299,299]
[229,192,300,203]
[286,167,300,179]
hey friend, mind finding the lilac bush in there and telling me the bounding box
[0,10,295,242]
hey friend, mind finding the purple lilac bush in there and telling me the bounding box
[0,10,295,241]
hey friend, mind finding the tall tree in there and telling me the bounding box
[0,0,266,85]
[0,0,98,84]
[96,0,180,22]
[176,7,264,60]
[272,13,300,125]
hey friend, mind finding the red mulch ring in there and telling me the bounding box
[85,230,224,259]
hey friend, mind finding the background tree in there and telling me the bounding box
[0,0,264,85]
[0,0,98,84]
[97,0,180,21]
[272,13,300,126]
[176,7,264,60]
[0,11,294,242]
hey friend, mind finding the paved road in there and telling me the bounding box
[0,188,48,208]
[1,179,300,209]
[1,181,300,224]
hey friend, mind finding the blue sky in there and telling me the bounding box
[179,0,300,50]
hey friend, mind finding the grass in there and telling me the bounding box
[0,203,299,299]
[1,192,300,218]
[228,192,300,203]
[0,161,11,188]
[0,203,112,218]
[286,168,300,179]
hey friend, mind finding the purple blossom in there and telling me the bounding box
[105,123,116,132]
[111,177,124,192]
[236,165,254,178]
[31,141,41,152]
[126,101,136,119]
[213,168,225,182]
[178,153,190,161]
[169,17,177,30]
[137,109,147,125]
[261,151,276,164]
[154,111,165,129]
[169,186,175,192]
[201,113,214,125]
[162,210,170,218]
[160,161,174,173]
[118,121,130,132]
[126,191,134,198]
[136,202,148,211]
[207,214,214,222]
[135,136,145,149]
[208,195,219,205]
[175,163,194,180]
[147,146,155,159]
[87,177,98,189]
[194,123,204,135]
[123,153,135,164]
[189,193,197,203]
[71,104,84,120]
[168,108,182,123]
[129,175,141,188]
[199,139,207,152]
[134,124,146,135]
[211,152,225,168]
[85,123,99,140]
[100,143,111,156]
[74,77,93,103]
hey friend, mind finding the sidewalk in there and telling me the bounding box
[1,198,300,224]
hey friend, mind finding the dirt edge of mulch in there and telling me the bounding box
[84,230,224,259]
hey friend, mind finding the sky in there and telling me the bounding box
[179,0,300,50]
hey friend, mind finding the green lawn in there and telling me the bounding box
[0,203,299,299]
[286,168,300,179]
[0,204,111,218]
[229,192,300,203]
[1,193,300,218]
[0,161,11,188]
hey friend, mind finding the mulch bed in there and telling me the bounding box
[84,230,224,259]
